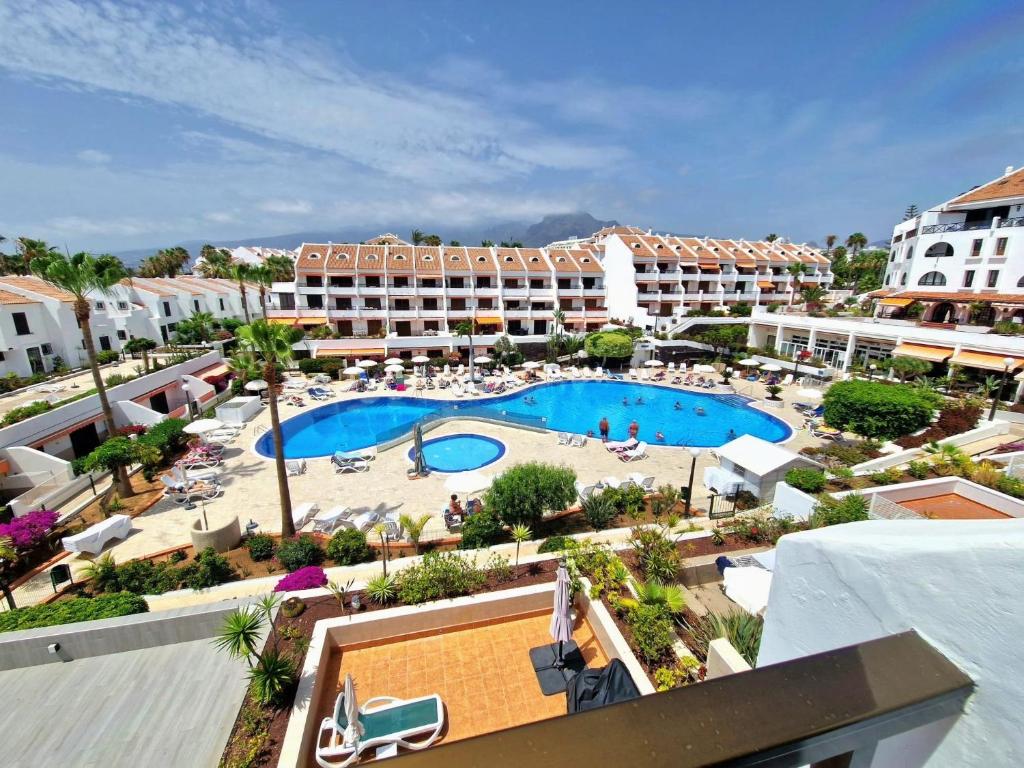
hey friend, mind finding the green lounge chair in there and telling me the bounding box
[316,693,445,767]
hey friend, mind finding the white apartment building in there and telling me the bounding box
[880,164,1024,325]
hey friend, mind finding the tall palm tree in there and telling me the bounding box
[31,252,132,495]
[237,321,303,536]
[232,262,253,323]
[765,233,779,242]
[17,238,58,273]
[846,232,868,257]
[227,350,261,386]
[410,229,425,246]
[196,246,235,278]
[249,265,275,317]
[263,254,295,282]
[825,234,837,254]
[454,319,476,384]
[551,307,566,357]
[786,262,807,307]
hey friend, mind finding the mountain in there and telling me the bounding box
[111,212,619,266]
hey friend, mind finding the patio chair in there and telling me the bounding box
[627,473,655,491]
[667,362,676,372]
[600,476,622,489]
[308,387,331,401]
[286,459,307,477]
[780,373,794,386]
[292,501,320,530]
[316,692,445,768]
[811,425,843,442]
[619,442,649,462]
[164,480,223,504]
[629,368,638,380]
[557,432,571,446]
[313,506,352,534]
[570,433,587,448]
[595,366,604,377]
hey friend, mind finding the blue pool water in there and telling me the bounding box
[407,434,506,472]
[255,381,792,459]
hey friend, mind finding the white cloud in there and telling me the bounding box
[204,211,237,224]
[77,148,111,164]
[46,215,161,237]
[258,199,313,215]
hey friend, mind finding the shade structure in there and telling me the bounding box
[948,351,1024,372]
[797,388,824,401]
[384,364,404,373]
[473,355,492,364]
[644,360,664,367]
[411,355,431,364]
[444,471,492,494]
[759,363,783,372]
[342,366,364,376]
[356,359,378,368]
[738,358,760,366]
[341,673,364,747]
[244,378,268,392]
[891,343,953,363]
[879,297,914,307]
[693,364,717,374]
[384,357,404,365]
[522,361,542,369]
[183,418,223,435]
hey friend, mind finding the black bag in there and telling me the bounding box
[566,658,641,714]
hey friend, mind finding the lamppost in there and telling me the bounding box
[868,363,877,381]
[683,447,701,517]
[989,357,1016,421]
[182,382,194,422]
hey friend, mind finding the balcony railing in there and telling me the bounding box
[1000,216,1024,228]
[921,220,994,234]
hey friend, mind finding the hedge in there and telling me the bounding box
[0,592,148,633]
[822,380,939,440]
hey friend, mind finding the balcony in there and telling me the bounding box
[357,286,386,296]
[327,309,359,319]
[683,292,705,300]
[357,308,387,318]
[388,309,418,318]
[446,287,473,297]
[417,286,445,296]
[326,285,358,294]
[582,287,605,296]
[297,285,325,295]
[503,309,530,319]
[635,271,660,282]
[638,291,660,301]
[921,220,996,234]
[502,288,529,298]
[387,285,416,296]
[270,281,295,293]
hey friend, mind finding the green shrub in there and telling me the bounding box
[104,373,132,387]
[325,528,373,566]
[96,350,121,365]
[396,551,486,604]
[537,535,573,554]
[178,547,236,590]
[784,467,827,494]
[581,491,617,530]
[684,610,764,666]
[811,494,870,527]
[246,534,276,562]
[625,604,676,664]
[483,462,577,527]
[2,400,53,426]
[297,358,323,375]
[0,592,148,632]
[822,380,938,440]
[365,573,398,604]
[628,526,679,582]
[868,468,902,485]
[458,508,505,549]
[906,460,931,480]
[138,418,188,459]
[275,535,325,572]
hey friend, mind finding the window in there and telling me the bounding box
[906,246,913,260]
[918,271,946,286]
[95,301,105,310]
[924,242,954,259]
[971,239,983,257]
[306,276,323,288]
[162,301,171,317]
[117,330,127,340]
[0,351,5,361]
[997,237,1009,256]
[117,301,129,311]
[900,273,907,286]
[41,343,53,355]
[306,295,324,310]
[963,270,975,288]
[12,312,30,335]
[193,299,200,312]
[219,298,225,311]
[987,269,1000,288]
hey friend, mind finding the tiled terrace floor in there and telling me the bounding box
[313,611,610,763]
[902,493,1011,520]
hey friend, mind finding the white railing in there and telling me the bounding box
[869,494,922,520]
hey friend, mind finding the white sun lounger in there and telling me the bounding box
[605,437,638,452]
[313,506,351,534]
[557,432,571,446]
[619,441,649,462]
[292,501,320,530]
[627,473,655,491]
[570,433,586,447]
[286,459,307,476]
[342,510,380,533]
[61,514,133,555]
[575,481,600,502]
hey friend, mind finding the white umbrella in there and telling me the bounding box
[644,359,664,367]
[473,355,492,364]
[183,418,224,435]
[797,388,823,401]
[411,355,431,364]
[342,366,364,376]
[550,562,573,666]
[385,364,404,373]
[694,364,717,374]
[445,471,492,494]
[738,358,760,367]
[759,363,782,372]
[244,379,268,392]
[341,673,364,747]
[522,361,542,369]
[356,359,377,368]
[384,357,404,365]
[575,350,588,359]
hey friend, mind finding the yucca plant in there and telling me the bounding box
[248,647,296,705]
[82,552,119,594]
[511,523,532,567]
[683,610,764,667]
[365,573,397,605]
[213,607,265,666]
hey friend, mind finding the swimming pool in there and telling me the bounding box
[408,434,506,472]
[255,381,792,459]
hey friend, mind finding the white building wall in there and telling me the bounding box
[598,236,641,324]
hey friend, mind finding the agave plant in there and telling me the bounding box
[82,552,119,594]
[248,647,296,705]
[213,607,265,666]
[365,572,397,605]
[682,609,764,667]
[620,578,686,614]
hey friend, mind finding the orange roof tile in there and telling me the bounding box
[618,234,658,259]
[356,244,385,272]
[442,246,471,272]
[517,248,550,273]
[413,246,442,274]
[464,248,498,274]
[0,288,38,305]
[0,275,76,302]
[494,248,526,272]
[385,246,416,273]
[949,167,1024,206]
[326,244,357,273]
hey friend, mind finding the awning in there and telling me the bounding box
[699,264,721,272]
[314,347,386,359]
[474,316,503,324]
[891,343,953,363]
[948,351,1024,371]
[879,297,914,307]
[267,317,297,325]
[295,317,328,325]
[756,281,775,290]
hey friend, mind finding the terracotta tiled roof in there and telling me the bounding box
[177,276,230,293]
[494,248,526,272]
[948,167,1024,206]
[365,233,410,245]
[385,246,415,272]
[876,290,1024,306]
[0,275,76,302]
[442,246,471,272]
[356,245,385,272]
[326,244,357,273]
[123,277,177,297]
[464,248,498,274]
[594,225,646,237]
[517,248,551,273]
[0,288,38,305]
[413,246,442,274]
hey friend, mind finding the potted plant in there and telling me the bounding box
[764,384,784,408]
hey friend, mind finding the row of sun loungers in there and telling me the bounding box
[575,472,656,502]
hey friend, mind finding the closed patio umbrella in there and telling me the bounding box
[473,355,492,364]
[244,378,268,392]
[738,358,760,367]
[694,364,717,374]
[384,364,404,373]
[759,363,782,372]
[411,355,431,364]
[550,561,573,668]
[341,673,364,747]
[412,422,426,477]
[444,471,492,495]
[522,361,542,369]
[643,359,664,367]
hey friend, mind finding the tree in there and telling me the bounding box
[422,234,442,247]
[263,254,295,282]
[196,246,235,278]
[448,240,462,247]
[31,252,130,492]
[237,321,303,536]
[227,350,261,386]
[454,320,476,385]
[410,229,425,246]
[123,337,157,373]
[786,262,807,307]
[828,245,849,286]
[17,238,58,273]
[800,285,827,309]
[696,324,748,355]
[765,233,779,242]
[480,239,495,247]
[822,379,939,440]
[824,234,837,254]
[484,462,577,527]
[845,232,868,257]
[232,263,253,324]
[903,204,919,221]
[811,494,869,527]
[214,595,297,705]
[499,240,524,248]
[584,330,633,368]
[248,265,275,317]
[887,356,931,384]
[82,437,156,498]
[397,513,431,555]
[511,524,531,567]
[492,334,523,367]
[139,247,190,277]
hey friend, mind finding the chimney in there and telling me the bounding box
[1006,165,1015,176]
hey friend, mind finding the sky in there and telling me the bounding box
[1,0,1023,252]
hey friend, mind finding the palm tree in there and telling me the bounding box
[786,262,807,307]
[196,246,235,278]
[123,337,157,373]
[845,232,868,257]
[31,252,131,495]
[176,311,216,343]
[263,254,295,282]
[248,265,274,317]
[454,319,476,384]
[422,234,442,247]
[232,262,253,323]
[825,234,837,254]
[480,239,495,247]
[237,321,303,536]
[410,229,425,246]
[227,350,261,386]
[765,233,779,242]
[397,513,431,555]
[17,238,58,273]
[552,307,566,341]
[800,285,827,308]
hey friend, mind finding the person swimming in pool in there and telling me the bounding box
[674,401,682,410]
[727,428,737,440]
[655,431,665,442]
[694,406,706,416]
[622,397,629,406]
[635,397,644,405]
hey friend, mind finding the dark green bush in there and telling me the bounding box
[178,547,236,589]
[0,592,148,632]
[811,494,870,527]
[626,604,675,664]
[537,535,573,554]
[581,492,617,530]
[483,462,577,527]
[138,418,188,459]
[276,535,325,572]
[297,358,323,374]
[823,380,938,440]
[784,467,827,494]
[628,526,679,582]
[396,551,486,604]
[246,534,276,562]
[96,350,121,365]
[2,400,53,426]
[326,528,374,565]
[458,509,505,549]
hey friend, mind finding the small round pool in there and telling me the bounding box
[408,434,506,473]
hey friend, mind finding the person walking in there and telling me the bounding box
[599,416,610,442]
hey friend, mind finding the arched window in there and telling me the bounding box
[924,242,954,259]
[900,272,907,286]
[919,271,947,286]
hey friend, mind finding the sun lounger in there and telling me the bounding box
[618,442,648,462]
[605,437,638,452]
[811,425,843,441]
[629,368,638,380]
[667,362,676,372]
[601,476,622,489]
[334,447,376,462]
[286,458,307,476]
[780,373,794,386]
[308,387,331,401]
[292,501,320,530]
[313,506,351,534]
[627,473,655,491]
[61,514,133,554]
[335,457,369,473]
[283,377,306,391]
[163,480,223,504]
[570,433,586,448]
[316,692,445,768]
[575,481,599,502]
[557,432,571,446]
[342,510,380,532]
[595,366,604,377]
